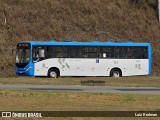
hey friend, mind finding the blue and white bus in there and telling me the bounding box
[16,40,152,78]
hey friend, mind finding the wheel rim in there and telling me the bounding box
[112,71,120,77]
[50,71,57,78]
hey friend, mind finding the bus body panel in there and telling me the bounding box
[34,58,149,77]
[16,62,34,76]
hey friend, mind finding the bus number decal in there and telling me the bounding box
[114,61,118,64]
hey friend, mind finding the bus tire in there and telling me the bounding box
[110,68,122,77]
[48,69,59,78]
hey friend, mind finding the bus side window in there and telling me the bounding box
[47,46,54,58]
[32,46,46,62]
[55,46,63,58]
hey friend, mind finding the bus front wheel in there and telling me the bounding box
[48,69,58,78]
[110,69,122,77]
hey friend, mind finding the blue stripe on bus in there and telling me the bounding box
[18,40,151,47]
[148,44,152,75]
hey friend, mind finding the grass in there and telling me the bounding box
[0,76,160,87]
[0,90,160,120]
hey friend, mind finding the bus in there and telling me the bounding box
[16,40,152,78]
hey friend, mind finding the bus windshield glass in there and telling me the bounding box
[16,43,30,63]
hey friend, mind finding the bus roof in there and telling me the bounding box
[17,40,151,47]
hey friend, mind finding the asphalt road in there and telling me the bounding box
[0,84,160,95]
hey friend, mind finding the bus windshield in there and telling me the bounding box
[16,43,30,63]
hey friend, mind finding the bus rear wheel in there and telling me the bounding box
[110,69,122,77]
[48,69,58,78]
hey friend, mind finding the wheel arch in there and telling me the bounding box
[48,67,60,77]
[110,67,122,77]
